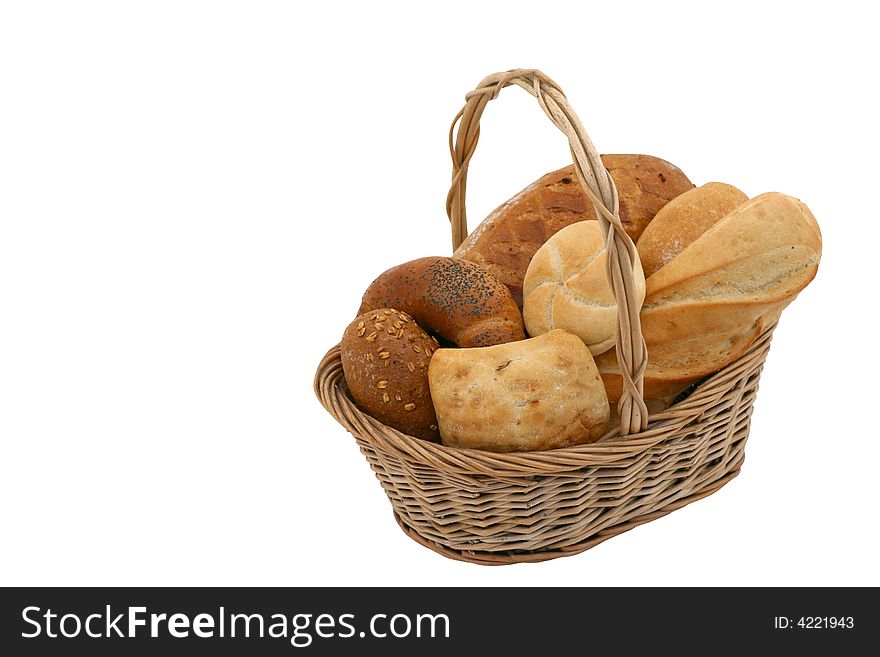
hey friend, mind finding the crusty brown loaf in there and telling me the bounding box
[603,154,696,242]
[636,182,749,278]
[522,220,646,355]
[428,330,609,452]
[599,192,822,403]
[340,308,439,441]
[359,256,525,348]
[454,154,694,307]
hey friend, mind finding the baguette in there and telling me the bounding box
[642,192,821,344]
[600,192,821,402]
[596,319,765,403]
[636,182,748,277]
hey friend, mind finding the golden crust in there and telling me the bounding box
[523,221,646,355]
[428,330,609,452]
[636,182,749,278]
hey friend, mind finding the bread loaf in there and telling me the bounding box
[641,192,822,344]
[599,192,822,402]
[428,330,609,452]
[359,256,525,347]
[636,182,749,278]
[522,221,646,355]
[596,319,765,403]
[341,309,440,441]
[454,155,694,306]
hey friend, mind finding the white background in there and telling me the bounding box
[2,1,877,586]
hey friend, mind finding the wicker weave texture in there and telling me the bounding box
[315,326,773,565]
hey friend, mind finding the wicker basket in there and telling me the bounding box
[314,69,776,565]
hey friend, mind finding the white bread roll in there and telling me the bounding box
[522,221,646,355]
[428,330,609,452]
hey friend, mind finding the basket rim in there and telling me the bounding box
[314,323,775,478]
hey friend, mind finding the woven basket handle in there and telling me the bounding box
[446,69,648,435]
